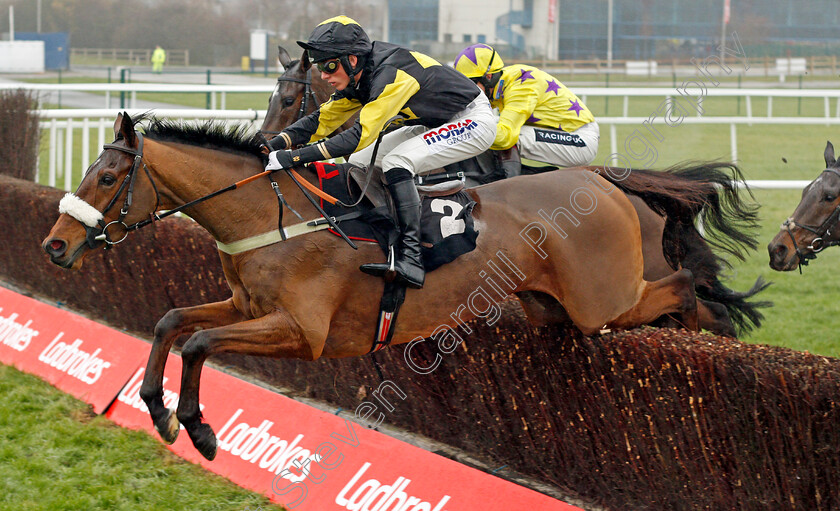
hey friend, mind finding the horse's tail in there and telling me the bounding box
[590,161,760,266]
[704,276,773,335]
[676,222,773,335]
[590,161,771,335]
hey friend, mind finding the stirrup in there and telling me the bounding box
[360,247,424,288]
[360,245,396,278]
[360,262,392,278]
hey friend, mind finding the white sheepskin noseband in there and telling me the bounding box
[58,193,104,228]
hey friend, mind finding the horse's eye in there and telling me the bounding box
[823,194,837,202]
[100,174,117,186]
[283,97,295,107]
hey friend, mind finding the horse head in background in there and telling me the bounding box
[769,141,840,271]
[259,46,354,141]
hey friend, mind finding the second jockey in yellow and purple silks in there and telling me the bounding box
[454,44,599,168]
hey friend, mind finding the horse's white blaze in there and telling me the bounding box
[58,193,103,228]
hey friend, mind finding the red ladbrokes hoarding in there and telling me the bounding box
[1,286,580,510]
[0,286,147,413]
[108,352,582,510]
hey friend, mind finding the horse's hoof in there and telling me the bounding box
[191,422,218,461]
[154,408,180,444]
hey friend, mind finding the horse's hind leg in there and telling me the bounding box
[607,269,699,331]
[515,291,571,327]
[697,299,736,337]
[652,299,736,337]
[139,299,246,445]
[177,311,313,461]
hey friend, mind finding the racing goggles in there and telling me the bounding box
[316,58,342,74]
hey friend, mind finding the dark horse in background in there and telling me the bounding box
[769,141,840,271]
[260,46,771,337]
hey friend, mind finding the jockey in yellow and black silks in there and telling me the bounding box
[454,43,599,169]
[264,16,496,289]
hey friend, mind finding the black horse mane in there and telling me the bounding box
[131,113,265,157]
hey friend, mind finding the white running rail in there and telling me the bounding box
[35,106,835,192]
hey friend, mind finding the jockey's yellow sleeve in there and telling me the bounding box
[490,65,594,150]
[280,41,480,162]
[354,68,420,151]
[308,96,362,143]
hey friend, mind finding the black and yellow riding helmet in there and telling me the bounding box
[297,16,372,85]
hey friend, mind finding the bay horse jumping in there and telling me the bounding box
[769,141,840,271]
[44,112,705,461]
[261,46,770,337]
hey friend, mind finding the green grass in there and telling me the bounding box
[0,364,283,511]
[22,76,115,85]
[593,114,840,357]
[20,75,266,110]
[724,188,840,356]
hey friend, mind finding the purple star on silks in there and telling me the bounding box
[518,69,534,83]
[546,80,561,95]
[527,114,541,124]
[568,99,583,117]
[454,44,492,66]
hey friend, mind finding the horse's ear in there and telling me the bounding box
[113,111,137,147]
[113,112,124,137]
[825,141,837,168]
[301,50,311,71]
[277,46,292,69]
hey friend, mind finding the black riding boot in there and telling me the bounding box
[360,169,425,289]
[496,145,521,179]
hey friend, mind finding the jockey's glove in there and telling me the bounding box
[266,149,302,171]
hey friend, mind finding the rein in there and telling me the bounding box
[782,167,840,271]
[87,130,357,251]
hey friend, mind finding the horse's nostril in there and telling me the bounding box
[45,239,66,257]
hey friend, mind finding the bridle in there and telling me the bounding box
[781,167,840,270]
[85,132,161,249]
[258,66,321,139]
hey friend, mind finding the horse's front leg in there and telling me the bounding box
[139,299,247,444]
[176,310,316,461]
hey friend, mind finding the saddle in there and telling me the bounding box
[325,162,480,355]
[415,146,559,188]
[310,161,479,273]
[346,165,465,209]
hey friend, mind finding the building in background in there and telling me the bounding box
[556,0,840,60]
[388,0,555,61]
[386,0,840,62]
